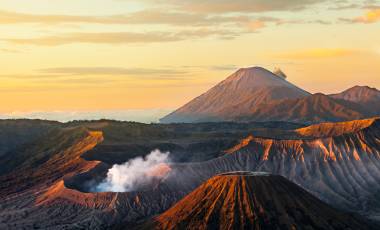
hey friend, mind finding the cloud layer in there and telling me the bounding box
[274,48,358,59]
[350,9,380,23]
[0,109,174,123]
[143,0,324,13]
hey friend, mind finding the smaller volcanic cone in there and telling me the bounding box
[146,171,375,230]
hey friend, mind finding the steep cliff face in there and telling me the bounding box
[0,126,186,229]
[0,127,103,193]
[0,128,106,229]
[149,173,374,230]
[165,118,380,217]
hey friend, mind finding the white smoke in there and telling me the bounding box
[95,150,171,192]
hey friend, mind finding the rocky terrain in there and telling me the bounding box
[144,172,375,230]
[1,116,380,229]
[0,119,302,229]
[164,118,380,220]
[330,85,380,117]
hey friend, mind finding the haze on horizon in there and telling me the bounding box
[0,0,379,121]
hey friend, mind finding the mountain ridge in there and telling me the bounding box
[161,67,380,124]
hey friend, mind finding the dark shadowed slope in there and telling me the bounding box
[0,119,59,157]
[147,172,375,230]
[160,67,310,123]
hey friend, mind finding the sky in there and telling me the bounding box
[0,0,379,122]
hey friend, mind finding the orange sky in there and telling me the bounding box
[0,0,379,115]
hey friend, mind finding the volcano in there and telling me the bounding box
[160,67,380,124]
[147,172,374,230]
[160,67,310,123]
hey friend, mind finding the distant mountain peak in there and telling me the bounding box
[160,66,310,123]
[351,85,378,91]
[224,66,289,87]
[160,66,380,124]
[331,85,380,103]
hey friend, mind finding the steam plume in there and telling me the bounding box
[95,149,171,192]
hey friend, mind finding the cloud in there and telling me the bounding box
[39,67,189,76]
[0,109,174,123]
[0,1,332,30]
[309,19,332,25]
[0,65,198,90]
[328,3,361,10]
[208,65,239,71]
[3,32,180,46]
[342,9,380,23]
[0,9,247,26]
[274,48,358,59]
[243,20,267,32]
[0,9,283,28]
[0,48,22,53]
[148,0,324,13]
[3,29,239,46]
[364,5,380,10]
[0,67,192,87]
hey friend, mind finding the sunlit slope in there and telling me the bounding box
[150,173,374,230]
[161,67,310,123]
[161,68,380,124]
[331,86,380,117]
[167,118,380,217]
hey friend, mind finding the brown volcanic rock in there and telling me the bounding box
[331,86,380,103]
[295,117,378,138]
[2,119,380,228]
[165,118,380,218]
[0,128,107,229]
[0,125,186,229]
[150,172,374,230]
[239,93,367,123]
[330,86,380,116]
[0,127,103,195]
[160,67,310,123]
